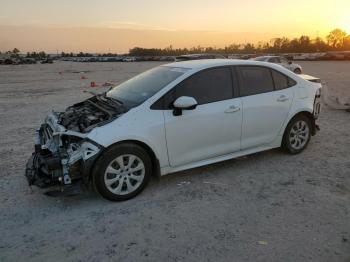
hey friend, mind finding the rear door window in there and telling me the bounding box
[237,66,274,96]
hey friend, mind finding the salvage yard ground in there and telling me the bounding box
[0,61,349,262]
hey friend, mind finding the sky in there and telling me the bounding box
[0,0,349,53]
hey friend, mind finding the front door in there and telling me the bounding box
[161,67,242,167]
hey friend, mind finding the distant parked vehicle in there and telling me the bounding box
[41,58,53,64]
[4,58,14,65]
[123,57,136,62]
[22,58,37,64]
[175,54,226,62]
[253,56,302,74]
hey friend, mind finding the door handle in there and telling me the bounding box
[225,105,240,113]
[277,95,289,102]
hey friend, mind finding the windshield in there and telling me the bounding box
[254,57,269,61]
[107,66,188,106]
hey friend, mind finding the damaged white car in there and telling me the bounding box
[26,59,322,201]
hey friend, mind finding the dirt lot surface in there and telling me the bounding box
[0,61,349,262]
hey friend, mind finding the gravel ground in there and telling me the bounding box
[0,61,349,262]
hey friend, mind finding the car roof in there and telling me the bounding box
[256,55,279,58]
[176,53,223,57]
[164,59,280,70]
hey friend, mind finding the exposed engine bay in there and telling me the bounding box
[25,93,127,190]
[58,93,126,133]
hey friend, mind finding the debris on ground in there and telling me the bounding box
[258,240,269,245]
[177,181,191,186]
[91,81,98,88]
[102,81,114,87]
[203,181,228,186]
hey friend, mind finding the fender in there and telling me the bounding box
[280,108,316,137]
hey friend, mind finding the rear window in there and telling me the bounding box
[238,66,274,96]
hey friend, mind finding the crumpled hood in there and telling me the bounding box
[57,94,127,133]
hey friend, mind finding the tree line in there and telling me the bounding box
[0,48,49,59]
[129,28,350,56]
[1,28,349,57]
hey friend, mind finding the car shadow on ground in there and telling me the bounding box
[39,148,284,206]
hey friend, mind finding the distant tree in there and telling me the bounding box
[242,43,255,53]
[225,44,241,53]
[12,48,20,54]
[298,36,312,52]
[344,35,350,50]
[38,51,46,58]
[327,29,347,48]
[313,37,328,52]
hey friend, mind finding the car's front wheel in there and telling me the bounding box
[282,115,312,154]
[294,68,302,74]
[92,143,152,201]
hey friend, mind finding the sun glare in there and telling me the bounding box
[340,16,350,33]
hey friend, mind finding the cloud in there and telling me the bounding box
[99,21,175,31]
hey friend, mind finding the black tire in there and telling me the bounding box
[294,68,302,74]
[282,114,312,154]
[92,143,152,201]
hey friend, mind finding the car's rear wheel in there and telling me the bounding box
[92,143,152,201]
[294,68,302,74]
[282,115,311,154]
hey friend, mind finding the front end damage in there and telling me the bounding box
[25,112,102,190]
[25,94,126,193]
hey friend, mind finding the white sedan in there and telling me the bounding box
[253,56,303,74]
[26,59,322,201]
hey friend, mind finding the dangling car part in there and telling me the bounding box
[25,93,128,190]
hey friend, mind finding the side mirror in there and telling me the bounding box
[173,96,198,116]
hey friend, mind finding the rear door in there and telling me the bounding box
[237,66,295,149]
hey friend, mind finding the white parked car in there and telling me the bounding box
[26,59,321,201]
[253,56,303,74]
[122,57,136,62]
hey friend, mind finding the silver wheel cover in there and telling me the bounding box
[289,120,310,150]
[104,154,145,195]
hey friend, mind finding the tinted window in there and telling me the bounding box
[271,69,297,89]
[254,57,268,62]
[288,77,297,87]
[269,57,280,63]
[272,70,289,90]
[175,67,233,104]
[158,67,233,108]
[280,57,289,64]
[238,66,274,96]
